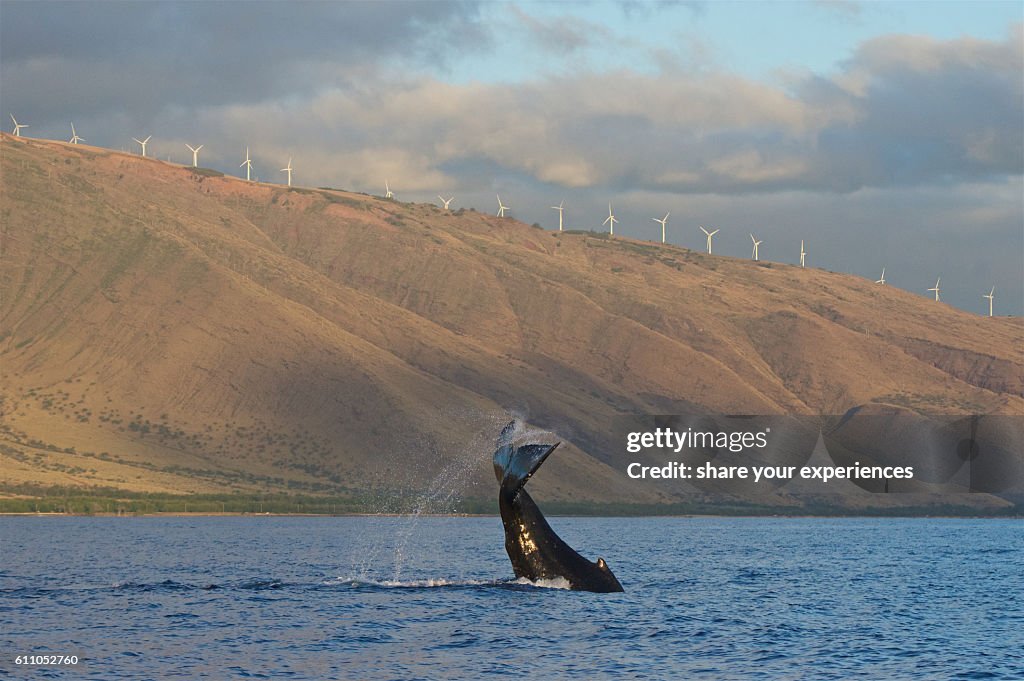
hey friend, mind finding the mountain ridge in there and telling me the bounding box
[1,133,1020,511]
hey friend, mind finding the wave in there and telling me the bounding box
[325,575,573,590]
[109,578,287,592]
[1,575,574,598]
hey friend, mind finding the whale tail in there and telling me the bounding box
[493,421,559,499]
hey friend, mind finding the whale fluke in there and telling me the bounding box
[492,420,624,593]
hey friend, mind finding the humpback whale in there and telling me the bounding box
[493,421,624,592]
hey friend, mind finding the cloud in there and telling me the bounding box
[617,1,705,19]
[811,0,863,21]
[203,23,1020,198]
[806,25,1024,190]
[2,5,1020,312]
[0,1,488,116]
[7,4,1017,197]
[508,5,599,54]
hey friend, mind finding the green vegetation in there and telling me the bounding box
[0,484,1017,517]
[0,484,365,515]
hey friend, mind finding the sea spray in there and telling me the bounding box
[389,416,507,581]
[351,408,514,582]
[349,409,566,583]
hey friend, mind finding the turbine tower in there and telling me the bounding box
[496,195,509,217]
[927,277,941,302]
[876,268,886,285]
[800,240,806,268]
[551,201,564,231]
[385,180,393,199]
[185,144,203,167]
[132,135,152,157]
[750,233,762,261]
[281,158,293,187]
[69,122,84,144]
[438,195,454,210]
[984,287,995,317]
[603,203,618,236]
[700,226,719,254]
[653,212,669,244]
[10,114,27,137]
[240,147,253,181]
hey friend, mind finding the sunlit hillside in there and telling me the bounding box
[1,134,1021,512]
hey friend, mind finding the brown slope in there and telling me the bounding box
[0,135,643,503]
[1,133,1021,510]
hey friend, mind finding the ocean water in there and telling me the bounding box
[1,516,1021,680]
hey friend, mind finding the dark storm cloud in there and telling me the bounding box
[803,29,1024,191]
[0,0,486,119]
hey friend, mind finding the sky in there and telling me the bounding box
[2,0,1021,315]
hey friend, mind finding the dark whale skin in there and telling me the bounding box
[499,483,624,592]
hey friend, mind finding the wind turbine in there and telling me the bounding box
[281,158,293,187]
[240,146,253,181]
[750,233,762,261]
[69,122,84,144]
[927,277,941,302]
[185,144,203,167]
[438,195,454,210]
[700,226,719,254]
[876,268,886,285]
[799,240,806,268]
[551,201,564,231]
[984,287,995,317]
[385,180,393,199]
[603,203,618,236]
[10,114,27,137]
[653,212,669,244]
[132,135,152,157]
[496,195,509,217]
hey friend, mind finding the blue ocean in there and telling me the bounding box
[2,516,1022,680]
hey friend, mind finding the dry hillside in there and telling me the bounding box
[1,134,1021,511]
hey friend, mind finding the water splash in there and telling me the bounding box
[350,408,561,584]
[389,415,503,581]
